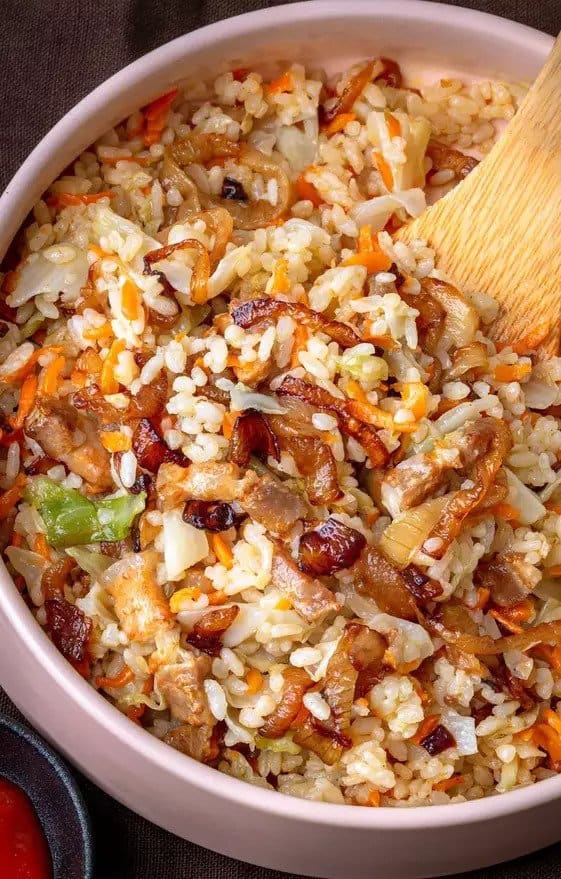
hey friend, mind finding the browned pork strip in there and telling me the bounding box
[25,398,112,490]
[270,549,339,622]
[475,552,541,607]
[163,723,215,762]
[155,653,213,726]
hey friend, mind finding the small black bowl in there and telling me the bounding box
[0,713,94,879]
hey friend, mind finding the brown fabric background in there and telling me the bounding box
[1,1,560,876]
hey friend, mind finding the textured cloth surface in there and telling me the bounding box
[1,1,560,876]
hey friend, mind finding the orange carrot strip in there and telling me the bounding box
[295,173,323,207]
[489,608,524,635]
[221,411,238,440]
[342,250,392,273]
[545,502,561,515]
[412,714,440,745]
[325,112,356,136]
[271,257,290,294]
[212,533,233,570]
[493,362,532,383]
[100,430,131,453]
[373,151,393,190]
[546,565,561,577]
[206,589,228,606]
[11,532,23,548]
[143,88,179,147]
[11,373,37,429]
[386,113,401,139]
[266,71,294,95]
[400,381,428,420]
[121,278,142,321]
[434,775,464,793]
[488,502,521,522]
[290,324,309,368]
[474,587,491,610]
[33,533,50,560]
[56,191,115,206]
[368,790,381,807]
[39,355,65,396]
[0,474,26,519]
[245,668,264,695]
[95,667,135,689]
[100,339,126,395]
[511,322,550,355]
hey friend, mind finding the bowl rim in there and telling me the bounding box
[0,0,557,833]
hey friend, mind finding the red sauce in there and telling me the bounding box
[0,778,52,879]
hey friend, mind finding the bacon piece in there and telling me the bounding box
[132,418,189,473]
[421,723,456,755]
[352,544,419,621]
[106,551,173,642]
[427,142,479,180]
[44,597,91,664]
[155,653,213,725]
[399,289,445,354]
[401,566,444,602]
[228,409,280,468]
[182,499,236,532]
[422,419,512,559]
[239,472,307,536]
[41,557,76,600]
[298,518,366,576]
[163,724,215,762]
[474,552,540,607]
[25,398,112,490]
[277,375,389,467]
[231,298,361,349]
[259,667,313,738]
[186,606,240,656]
[270,548,339,622]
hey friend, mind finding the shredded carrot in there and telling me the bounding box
[511,322,549,355]
[121,278,142,322]
[143,88,179,147]
[127,704,146,724]
[55,191,115,206]
[295,173,323,207]
[226,353,241,368]
[363,330,399,351]
[265,70,294,95]
[39,354,65,396]
[95,667,134,689]
[222,410,238,440]
[433,397,459,418]
[410,677,429,704]
[325,112,356,136]
[367,790,381,807]
[271,257,290,294]
[75,348,103,375]
[345,379,368,403]
[545,502,561,515]
[0,344,63,384]
[358,224,380,254]
[474,587,491,610]
[10,532,22,548]
[70,370,87,388]
[546,564,561,577]
[488,502,521,523]
[434,775,464,793]
[412,714,440,745]
[290,324,310,368]
[88,243,113,260]
[400,381,428,420]
[342,250,392,273]
[245,668,264,695]
[100,430,131,453]
[207,589,228,606]
[525,709,561,762]
[100,338,126,395]
[347,398,418,434]
[365,508,380,526]
[33,533,50,560]
[212,533,233,570]
[275,596,292,611]
[385,112,401,140]
[0,474,26,519]
[373,150,393,191]
[11,373,37,430]
[169,587,201,613]
[82,323,113,342]
[489,608,524,635]
[533,644,561,671]
[493,362,532,383]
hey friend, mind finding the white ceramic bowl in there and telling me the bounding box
[0,3,555,876]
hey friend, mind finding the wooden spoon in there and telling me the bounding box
[398,35,561,356]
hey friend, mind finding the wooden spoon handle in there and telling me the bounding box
[400,32,561,354]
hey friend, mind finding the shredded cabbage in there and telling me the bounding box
[8,249,89,307]
[505,468,546,525]
[351,189,426,231]
[339,345,388,383]
[162,508,209,580]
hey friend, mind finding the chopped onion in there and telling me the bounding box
[434,396,499,435]
[207,244,252,299]
[351,189,426,231]
[222,605,269,647]
[162,508,209,580]
[276,125,317,171]
[8,249,89,307]
[65,546,113,579]
[504,468,546,525]
[422,278,479,351]
[230,382,287,415]
[379,497,447,568]
[441,709,477,755]
[343,585,434,663]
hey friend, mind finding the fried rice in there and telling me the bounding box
[2,57,561,808]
